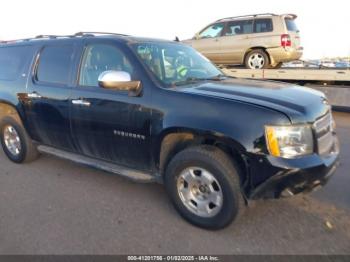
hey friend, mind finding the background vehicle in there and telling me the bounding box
[0,33,338,229]
[335,61,350,68]
[183,13,303,69]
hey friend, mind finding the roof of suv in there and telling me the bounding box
[0,32,174,47]
[216,13,297,22]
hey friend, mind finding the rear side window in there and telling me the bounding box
[285,18,299,32]
[224,20,254,36]
[36,45,74,85]
[0,46,31,81]
[254,19,273,33]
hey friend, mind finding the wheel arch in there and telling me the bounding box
[155,127,250,192]
[0,100,24,124]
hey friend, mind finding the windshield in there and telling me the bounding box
[131,42,223,86]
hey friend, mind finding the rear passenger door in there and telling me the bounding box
[249,18,275,47]
[220,19,254,64]
[69,39,153,171]
[24,43,78,151]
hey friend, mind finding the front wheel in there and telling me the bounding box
[164,145,244,230]
[245,49,270,69]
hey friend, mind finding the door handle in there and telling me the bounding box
[27,92,42,99]
[72,99,91,107]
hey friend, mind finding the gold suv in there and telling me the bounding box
[183,13,303,69]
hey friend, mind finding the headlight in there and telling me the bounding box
[265,125,314,158]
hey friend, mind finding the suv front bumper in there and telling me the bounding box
[249,138,340,199]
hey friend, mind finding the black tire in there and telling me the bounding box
[245,49,270,69]
[164,145,244,230]
[0,116,39,163]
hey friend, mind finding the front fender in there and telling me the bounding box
[150,89,291,172]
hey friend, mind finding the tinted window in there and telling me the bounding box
[0,46,31,81]
[36,45,74,85]
[79,44,134,87]
[254,19,273,33]
[199,23,224,38]
[285,18,299,32]
[224,20,254,36]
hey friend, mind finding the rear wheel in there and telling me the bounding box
[164,145,244,230]
[0,117,39,163]
[245,49,270,69]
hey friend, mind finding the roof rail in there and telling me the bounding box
[0,38,34,44]
[0,34,77,45]
[35,34,77,39]
[74,32,129,37]
[0,32,129,45]
[216,13,278,22]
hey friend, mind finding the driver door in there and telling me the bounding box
[70,39,153,171]
[191,22,225,63]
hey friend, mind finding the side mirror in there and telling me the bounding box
[98,71,142,97]
[194,33,200,40]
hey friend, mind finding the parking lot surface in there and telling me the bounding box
[0,112,349,255]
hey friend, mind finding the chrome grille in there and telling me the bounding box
[313,111,334,156]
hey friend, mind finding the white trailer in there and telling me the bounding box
[221,68,350,110]
[221,68,350,83]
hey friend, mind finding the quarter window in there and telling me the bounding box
[224,20,254,36]
[285,18,299,32]
[36,45,74,85]
[254,19,273,33]
[79,44,134,87]
[199,23,225,38]
[0,46,31,81]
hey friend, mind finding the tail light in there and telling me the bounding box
[281,34,291,47]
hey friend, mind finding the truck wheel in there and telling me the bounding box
[0,116,39,163]
[245,49,270,69]
[164,145,244,230]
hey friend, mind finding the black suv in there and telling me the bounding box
[0,33,339,229]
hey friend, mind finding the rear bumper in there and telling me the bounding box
[249,137,340,199]
[267,46,303,65]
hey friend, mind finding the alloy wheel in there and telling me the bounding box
[177,167,223,218]
[3,125,22,156]
[248,53,266,69]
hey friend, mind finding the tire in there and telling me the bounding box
[164,145,244,230]
[245,49,270,69]
[0,116,39,163]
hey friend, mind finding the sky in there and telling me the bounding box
[0,0,349,59]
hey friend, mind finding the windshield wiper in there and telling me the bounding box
[206,74,228,81]
[173,74,227,86]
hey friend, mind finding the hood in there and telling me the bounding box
[180,78,330,124]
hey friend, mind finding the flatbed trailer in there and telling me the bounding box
[221,68,350,111]
[221,68,350,84]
